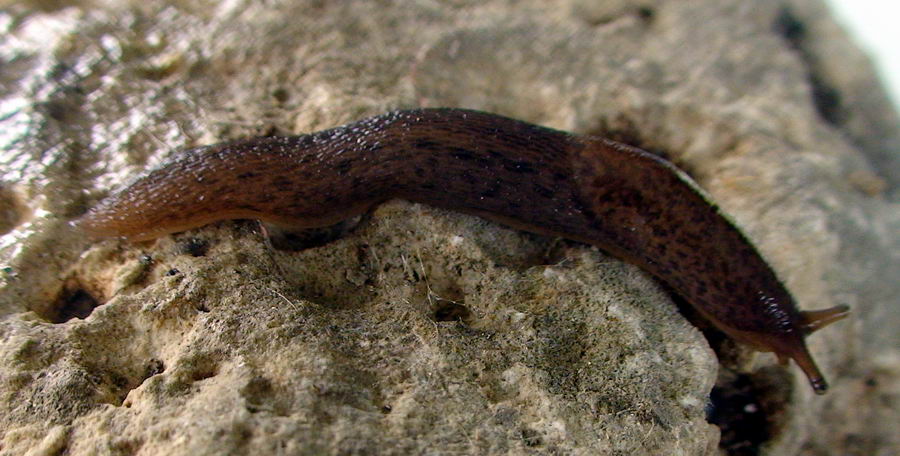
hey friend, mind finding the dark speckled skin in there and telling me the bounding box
[78,108,849,394]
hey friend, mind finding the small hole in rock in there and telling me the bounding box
[50,286,100,323]
[432,300,471,322]
[179,238,209,257]
[521,428,542,447]
[773,8,846,125]
[708,369,790,456]
[272,87,290,104]
[145,359,165,379]
[864,376,878,388]
[191,367,217,382]
[38,99,78,122]
[637,7,654,22]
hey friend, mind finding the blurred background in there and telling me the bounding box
[827,0,900,109]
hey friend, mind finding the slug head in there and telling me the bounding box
[741,304,850,394]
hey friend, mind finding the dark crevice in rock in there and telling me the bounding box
[144,358,166,379]
[263,215,367,252]
[178,237,210,257]
[774,8,846,126]
[520,427,543,447]
[773,7,900,193]
[636,6,655,23]
[45,282,101,323]
[425,282,468,323]
[431,299,471,322]
[576,4,656,27]
[108,370,136,406]
[189,365,218,382]
[708,368,791,456]
[272,87,290,105]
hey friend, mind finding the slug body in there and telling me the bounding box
[79,108,848,393]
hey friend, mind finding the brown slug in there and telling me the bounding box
[77,108,849,394]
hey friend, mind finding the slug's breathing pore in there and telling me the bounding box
[77,108,850,394]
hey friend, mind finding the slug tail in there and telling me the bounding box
[800,305,850,335]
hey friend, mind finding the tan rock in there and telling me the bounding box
[0,0,897,454]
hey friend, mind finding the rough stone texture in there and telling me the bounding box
[0,0,897,455]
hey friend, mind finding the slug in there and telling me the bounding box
[77,108,849,394]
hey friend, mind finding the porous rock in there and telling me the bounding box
[0,0,897,454]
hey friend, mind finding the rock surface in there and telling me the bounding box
[0,0,897,455]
